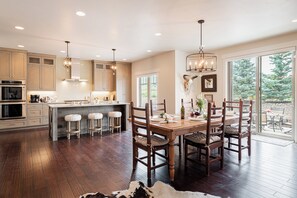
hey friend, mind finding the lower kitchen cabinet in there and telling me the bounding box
[0,119,27,130]
[27,103,49,126]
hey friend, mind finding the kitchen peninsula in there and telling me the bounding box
[48,102,129,141]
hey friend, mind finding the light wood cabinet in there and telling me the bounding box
[116,63,131,102]
[27,53,56,91]
[93,62,115,91]
[26,103,49,126]
[0,119,27,130]
[0,49,27,80]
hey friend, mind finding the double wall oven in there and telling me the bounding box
[0,80,26,120]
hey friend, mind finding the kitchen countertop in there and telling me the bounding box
[48,102,129,108]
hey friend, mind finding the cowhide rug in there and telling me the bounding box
[80,181,219,198]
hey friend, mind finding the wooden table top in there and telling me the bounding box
[130,115,239,137]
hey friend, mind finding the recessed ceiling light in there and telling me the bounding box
[122,58,127,61]
[96,55,101,58]
[17,45,24,48]
[15,26,24,30]
[76,11,86,16]
[292,19,297,23]
[60,50,66,53]
[155,32,162,36]
[147,50,152,53]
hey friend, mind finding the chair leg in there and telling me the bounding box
[184,140,188,167]
[248,135,251,156]
[178,136,182,155]
[152,150,156,166]
[147,147,152,181]
[77,121,81,139]
[228,137,231,148]
[206,147,210,176]
[220,146,224,169]
[238,136,242,161]
[100,119,103,136]
[67,121,71,140]
[132,143,137,170]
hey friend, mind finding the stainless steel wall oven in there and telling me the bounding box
[0,80,26,102]
[0,80,26,119]
[0,102,26,119]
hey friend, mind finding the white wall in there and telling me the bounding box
[174,50,199,114]
[131,50,203,115]
[131,51,176,113]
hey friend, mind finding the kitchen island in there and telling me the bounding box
[48,102,129,141]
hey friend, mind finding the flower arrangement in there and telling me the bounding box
[196,97,206,112]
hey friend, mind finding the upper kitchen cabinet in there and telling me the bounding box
[0,48,27,80]
[116,63,131,102]
[27,53,56,91]
[93,61,115,91]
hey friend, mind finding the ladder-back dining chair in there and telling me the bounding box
[130,102,168,182]
[224,99,252,161]
[150,99,182,155]
[184,101,226,176]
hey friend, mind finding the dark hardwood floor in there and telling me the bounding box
[0,128,297,198]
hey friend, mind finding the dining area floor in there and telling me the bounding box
[0,128,297,198]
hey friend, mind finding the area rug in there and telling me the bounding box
[252,135,294,147]
[80,181,219,198]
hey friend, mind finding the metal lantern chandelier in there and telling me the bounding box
[64,41,72,71]
[111,48,117,75]
[186,20,217,72]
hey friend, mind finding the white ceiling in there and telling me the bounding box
[0,0,297,62]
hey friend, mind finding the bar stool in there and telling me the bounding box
[88,113,103,136]
[108,111,122,133]
[64,114,82,139]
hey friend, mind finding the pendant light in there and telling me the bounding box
[111,48,116,75]
[186,20,217,73]
[64,41,72,71]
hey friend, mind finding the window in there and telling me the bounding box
[228,51,294,138]
[137,74,158,107]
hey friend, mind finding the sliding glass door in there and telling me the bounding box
[260,51,293,137]
[228,50,294,139]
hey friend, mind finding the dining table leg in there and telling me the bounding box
[168,137,175,181]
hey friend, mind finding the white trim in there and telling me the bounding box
[222,42,297,61]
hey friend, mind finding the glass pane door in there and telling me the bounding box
[260,51,293,137]
[137,74,158,107]
[229,58,257,133]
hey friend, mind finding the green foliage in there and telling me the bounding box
[261,52,292,101]
[231,52,293,102]
[232,59,256,100]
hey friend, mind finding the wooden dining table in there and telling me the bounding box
[148,116,238,181]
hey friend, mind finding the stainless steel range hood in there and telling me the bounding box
[63,58,88,82]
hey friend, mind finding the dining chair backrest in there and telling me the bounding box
[182,98,194,115]
[205,102,226,145]
[130,102,152,145]
[150,99,166,116]
[224,99,253,134]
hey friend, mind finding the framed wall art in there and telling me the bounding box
[204,94,213,102]
[201,74,217,92]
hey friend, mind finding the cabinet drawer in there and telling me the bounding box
[27,104,43,110]
[42,117,49,125]
[27,118,42,126]
[0,120,27,129]
[28,109,42,117]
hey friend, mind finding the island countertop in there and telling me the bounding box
[48,102,129,108]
